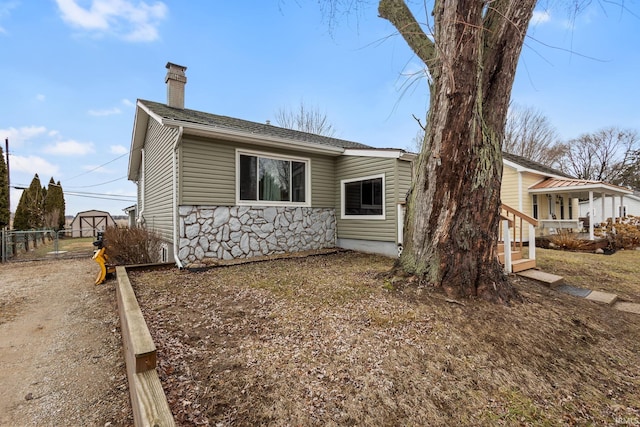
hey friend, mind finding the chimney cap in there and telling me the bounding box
[166,62,187,71]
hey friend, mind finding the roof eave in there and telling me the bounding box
[529,183,633,196]
[503,158,568,180]
[343,148,417,160]
[127,101,153,181]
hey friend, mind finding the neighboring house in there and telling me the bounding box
[123,205,137,228]
[70,210,117,237]
[501,152,633,240]
[578,193,640,220]
[127,63,415,266]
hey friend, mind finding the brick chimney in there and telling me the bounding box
[165,62,187,109]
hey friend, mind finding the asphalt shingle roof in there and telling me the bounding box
[502,151,573,179]
[140,99,372,150]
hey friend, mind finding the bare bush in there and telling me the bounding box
[596,216,640,250]
[103,226,163,265]
[548,230,592,251]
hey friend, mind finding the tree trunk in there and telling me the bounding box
[379,0,536,302]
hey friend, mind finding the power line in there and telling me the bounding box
[63,193,135,202]
[62,176,128,189]
[64,190,135,198]
[64,153,129,182]
[11,185,135,200]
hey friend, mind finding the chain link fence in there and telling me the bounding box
[1,228,98,262]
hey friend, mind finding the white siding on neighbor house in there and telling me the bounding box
[179,136,336,207]
[578,195,640,219]
[335,156,399,243]
[141,119,178,242]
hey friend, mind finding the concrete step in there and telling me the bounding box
[614,301,640,314]
[517,269,564,287]
[585,290,618,306]
[511,258,536,273]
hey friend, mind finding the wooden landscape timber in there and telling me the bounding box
[116,266,175,427]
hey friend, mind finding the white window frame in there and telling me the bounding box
[235,149,311,207]
[340,173,386,220]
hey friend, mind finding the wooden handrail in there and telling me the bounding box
[500,204,538,227]
[498,203,538,272]
[499,214,513,227]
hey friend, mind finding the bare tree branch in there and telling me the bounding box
[274,101,338,137]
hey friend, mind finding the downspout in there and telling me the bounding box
[136,148,145,225]
[172,126,184,268]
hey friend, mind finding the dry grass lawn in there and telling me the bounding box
[13,236,95,260]
[537,247,640,302]
[130,250,640,426]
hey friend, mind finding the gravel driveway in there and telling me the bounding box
[0,258,132,426]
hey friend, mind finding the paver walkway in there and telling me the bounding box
[518,270,640,315]
[555,282,640,314]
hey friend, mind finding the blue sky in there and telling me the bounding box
[1,1,639,216]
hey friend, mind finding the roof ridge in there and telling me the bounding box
[138,99,372,150]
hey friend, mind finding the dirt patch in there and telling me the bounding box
[0,258,132,426]
[130,251,640,426]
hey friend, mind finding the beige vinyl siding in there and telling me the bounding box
[500,166,547,241]
[501,166,547,219]
[336,156,398,242]
[142,119,178,241]
[500,164,520,210]
[179,136,335,207]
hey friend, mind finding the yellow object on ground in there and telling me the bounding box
[92,247,115,285]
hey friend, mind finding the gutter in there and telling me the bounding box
[136,148,145,225]
[172,126,184,269]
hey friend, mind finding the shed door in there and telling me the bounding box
[80,215,107,237]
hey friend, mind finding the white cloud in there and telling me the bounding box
[0,1,18,35]
[121,98,135,107]
[531,10,551,26]
[55,0,168,42]
[0,126,48,146]
[44,140,95,156]
[9,154,60,177]
[88,107,122,116]
[110,144,128,155]
[36,94,46,101]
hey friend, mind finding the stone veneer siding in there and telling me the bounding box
[178,206,336,263]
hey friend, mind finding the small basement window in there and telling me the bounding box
[341,174,385,219]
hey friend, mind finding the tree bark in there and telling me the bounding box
[379,0,536,302]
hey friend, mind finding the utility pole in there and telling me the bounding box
[5,138,9,217]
